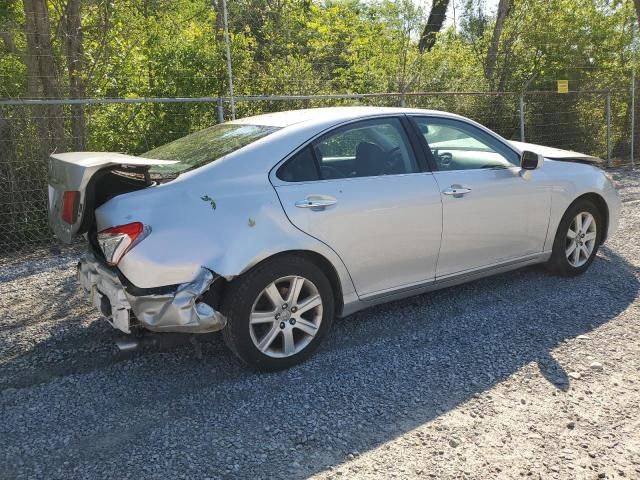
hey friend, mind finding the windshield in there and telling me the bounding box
[142,123,280,176]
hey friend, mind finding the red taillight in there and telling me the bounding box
[61,191,80,224]
[100,222,144,239]
[97,222,149,265]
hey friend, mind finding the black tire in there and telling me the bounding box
[221,254,335,371]
[545,198,603,277]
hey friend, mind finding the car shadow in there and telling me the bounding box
[1,246,638,479]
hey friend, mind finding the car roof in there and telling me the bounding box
[228,106,457,128]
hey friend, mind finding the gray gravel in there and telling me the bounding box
[1,168,639,479]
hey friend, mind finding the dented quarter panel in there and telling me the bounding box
[128,267,226,333]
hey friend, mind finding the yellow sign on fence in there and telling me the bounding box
[557,80,569,94]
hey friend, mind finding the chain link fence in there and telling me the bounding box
[0,90,634,253]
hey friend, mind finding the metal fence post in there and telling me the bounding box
[632,68,636,169]
[222,0,236,120]
[606,92,611,167]
[519,95,525,142]
[632,20,637,169]
[217,97,225,123]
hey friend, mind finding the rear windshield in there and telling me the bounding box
[142,123,280,176]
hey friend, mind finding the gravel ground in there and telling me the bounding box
[1,168,639,480]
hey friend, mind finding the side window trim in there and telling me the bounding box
[309,145,322,179]
[405,115,438,172]
[400,115,432,173]
[407,115,521,172]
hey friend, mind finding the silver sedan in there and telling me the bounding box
[48,107,621,370]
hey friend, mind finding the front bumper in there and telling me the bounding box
[77,252,226,334]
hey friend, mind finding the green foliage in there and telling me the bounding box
[201,195,216,210]
[0,0,636,249]
[0,0,635,157]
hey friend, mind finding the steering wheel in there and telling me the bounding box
[433,150,452,167]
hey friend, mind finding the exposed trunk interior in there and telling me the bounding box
[48,152,177,243]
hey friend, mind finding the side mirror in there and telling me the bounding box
[520,151,544,170]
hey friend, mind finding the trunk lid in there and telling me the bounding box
[48,152,178,243]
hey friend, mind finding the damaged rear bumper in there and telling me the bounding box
[77,252,226,334]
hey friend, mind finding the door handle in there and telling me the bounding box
[442,186,471,198]
[295,195,337,210]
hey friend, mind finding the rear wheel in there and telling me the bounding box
[221,255,334,370]
[546,199,603,276]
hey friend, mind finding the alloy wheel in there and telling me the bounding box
[249,275,323,358]
[565,211,597,268]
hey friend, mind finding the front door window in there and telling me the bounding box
[412,117,520,171]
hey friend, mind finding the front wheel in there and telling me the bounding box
[546,199,603,276]
[221,255,334,370]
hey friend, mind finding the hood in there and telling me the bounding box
[508,141,603,165]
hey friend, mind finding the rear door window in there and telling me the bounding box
[277,146,320,182]
[143,123,280,177]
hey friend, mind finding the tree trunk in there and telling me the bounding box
[23,0,48,155]
[0,31,18,54]
[485,0,511,87]
[22,1,40,99]
[634,74,639,165]
[418,0,450,53]
[0,110,26,238]
[634,1,640,164]
[22,0,66,154]
[212,0,225,41]
[63,0,87,150]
